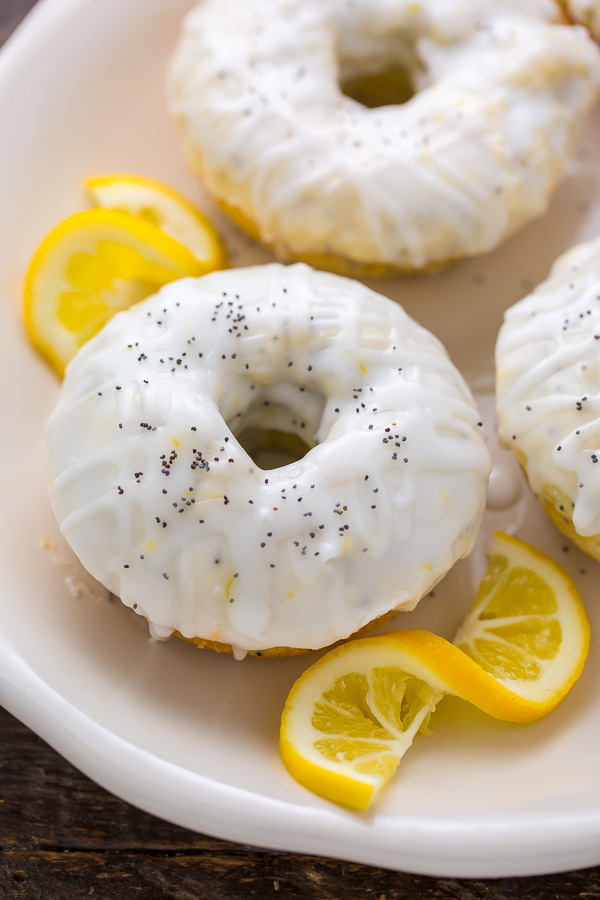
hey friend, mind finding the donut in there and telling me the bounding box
[167,0,600,276]
[563,0,600,40]
[46,264,491,656]
[496,236,600,561]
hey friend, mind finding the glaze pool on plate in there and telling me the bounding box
[1,0,600,878]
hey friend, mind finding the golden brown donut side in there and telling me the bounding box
[177,607,403,657]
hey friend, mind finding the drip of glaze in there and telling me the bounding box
[487,464,522,510]
[148,622,175,641]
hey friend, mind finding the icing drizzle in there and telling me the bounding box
[496,236,600,537]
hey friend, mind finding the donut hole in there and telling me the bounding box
[340,63,415,108]
[235,427,314,470]
[229,384,326,470]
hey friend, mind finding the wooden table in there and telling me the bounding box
[2,2,600,896]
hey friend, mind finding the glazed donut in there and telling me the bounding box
[46,264,490,655]
[168,0,600,276]
[496,236,600,561]
[564,0,600,40]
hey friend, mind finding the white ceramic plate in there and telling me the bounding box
[2,0,600,879]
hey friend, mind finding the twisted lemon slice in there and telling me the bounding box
[86,173,227,269]
[279,532,590,810]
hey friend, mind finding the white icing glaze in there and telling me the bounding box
[486,464,522,511]
[168,0,600,272]
[148,622,175,641]
[496,235,600,537]
[47,264,490,652]
[567,0,600,40]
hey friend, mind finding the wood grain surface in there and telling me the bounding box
[2,701,600,898]
[2,1,600,897]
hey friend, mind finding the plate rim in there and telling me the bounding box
[3,628,600,878]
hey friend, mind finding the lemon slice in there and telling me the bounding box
[279,532,589,810]
[280,637,445,810]
[453,530,589,706]
[86,173,227,269]
[24,207,205,376]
